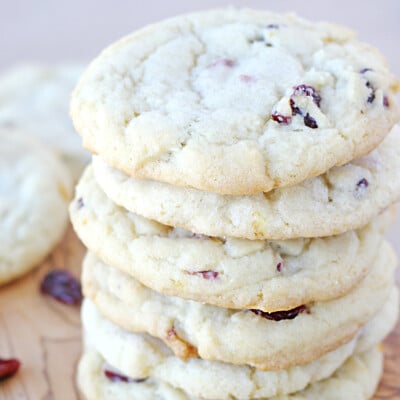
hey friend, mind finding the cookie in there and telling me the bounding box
[81,297,390,400]
[0,64,89,180]
[78,347,383,400]
[92,125,400,240]
[70,166,389,311]
[355,287,399,354]
[82,244,395,370]
[0,131,72,285]
[71,8,400,195]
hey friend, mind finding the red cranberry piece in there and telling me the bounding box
[77,197,84,209]
[289,98,302,116]
[357,178,369,189]
[272,112,292,125]
[190,233,208,240]
[239,74,256,83]
[250,305,307,321]
[210,59,235,68]
[383,96,390,108]
[292,85,321,108]
[40,269,82,305]
[167,327,177,339]
[0,358,21,381]
[355,178,369,198]
[276,261,283,272]
[104,369,147,383]
[360,68,373,74]
[289,85,321,127]
[366,81,376,103]
[187,270,219,280]
[104,369,132,383]
[303,113,318,129]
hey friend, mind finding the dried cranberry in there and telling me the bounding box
[104,369,147,383]
[383,96,390,108]
[187,270,219,280]
[104,369,132,383]
[276,261,283,272]
[0,358,21,381]
[303,113,318,129]
[360,68,373,74]
[250,305,307,321]
[40,269,82,305]
[357,178,369,189]
[210,59,235,68]
[291,85,321,108]
[190,233,208,240]
[289,85,321,129]
[289,98,301,116]
[272,112,292,125]
[355,178,369,198]
[167,327,177,339]
[367,92,375,103]
[239,74,256,83]
[366,81,376,103]
[76,197,84,209]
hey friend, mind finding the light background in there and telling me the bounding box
[1,0,399,248]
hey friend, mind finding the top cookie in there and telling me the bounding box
[71,9,400,195]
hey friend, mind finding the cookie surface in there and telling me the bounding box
[0,64,89,180]
[0,131,72,285]
[82,244,395,370]
[78,347,383,400]
[355,287,399,354]
[93,125,400,240]
[71,8,400,195]
[81,297,390,400]
[71,166,388,312]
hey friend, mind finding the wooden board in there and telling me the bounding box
[0,226,399,399]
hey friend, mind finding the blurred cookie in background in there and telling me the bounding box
[0,130,73,285]
[0,64,90,181]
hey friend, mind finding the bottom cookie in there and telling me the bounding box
[78,346,383,400]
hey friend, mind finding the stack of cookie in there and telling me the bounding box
[69,9,400,400]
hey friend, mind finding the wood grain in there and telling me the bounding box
[0,227,398,399]
[0,226,84,400]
